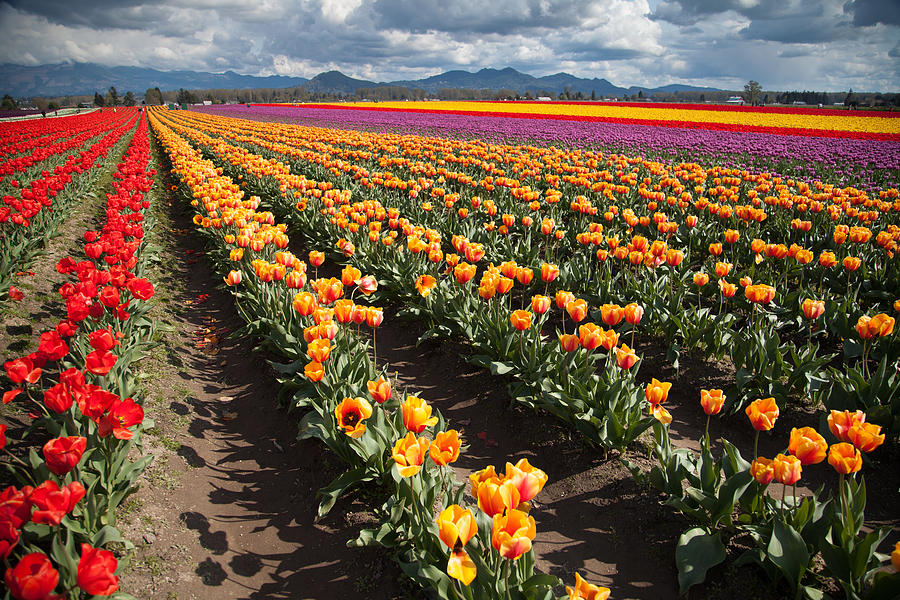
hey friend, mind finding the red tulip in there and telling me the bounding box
[4,553,59,600]
[77,543,119,596]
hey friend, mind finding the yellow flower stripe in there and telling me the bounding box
[330,101,900,135]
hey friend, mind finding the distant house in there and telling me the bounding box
[725,96,745,105]
[202,100,212,106]
[536,96,553,101]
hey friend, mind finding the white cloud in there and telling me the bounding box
[0,0,897,90]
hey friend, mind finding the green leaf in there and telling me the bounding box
[675,527,726,595]
[767,521,810,590]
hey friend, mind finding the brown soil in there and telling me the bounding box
[3,134,897,600]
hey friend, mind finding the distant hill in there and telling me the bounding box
[0,62,721,99]
[0,62,308,97]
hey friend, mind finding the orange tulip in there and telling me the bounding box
[566,572,610,600]
[645,378,672,406]
[624,303,643,325]
[819,251,837,268]
[401,395,438,433]
[559,333,580,352]
[719,279,737,298]
[868,313,895,337]
[828,442,862,474]
[391,433,430,477]
[306,338,331,363]
[497,277,514,294]
[515,267,534,285]
[746,397,779,431]
[477,477,520,517]
[334,397,372,438]
[292,291,317,316]
[367,376,392,404]
[556,290,575,309]
[224,270,242,286]
[714,262,732,278]
[700,389,725,415]
[469,465,498,498]
[788,427,827,465]
[578,323,603,351]
[531,295,551,314]
[454,262,477,284]
[510,310,532,331]
[415,274,437,297]
[772,453,802,485]
[750,457,775,485]
[308,250,325,266]
[891,541,900,571]
[566,299,588,323]
[693,272,709,287]
[847,422,884,453]
[357,275,378,295]
[600,328,618,351]
[615,344,638,369]
[651,404,672,425]
[316,277,343,304]
[745,284,776,304]
[842,256,861,272]
[801,298,825,320]
[437,504,477,550]
[504,458,547,504]
[600,304,623,326]
[430,429,461,466]
[491,508,536,560]
[341,265,361,287]
[827,410,866,442]
[541,262,559,282]
[665,249,684,267]
[365,306,383,328]
[447,549,476,586]
[304,361,324,382]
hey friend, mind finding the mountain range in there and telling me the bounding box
[0,62,721,99]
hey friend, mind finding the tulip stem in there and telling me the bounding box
[753,430,759,463]
[704,415,710,448]
[503,559,512,600]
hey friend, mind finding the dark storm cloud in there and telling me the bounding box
[739,15,856,43]
[844,0,900,26]
[371,0,588,34]
[4,0,167,30]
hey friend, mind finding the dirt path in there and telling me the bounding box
[119,151,404,600]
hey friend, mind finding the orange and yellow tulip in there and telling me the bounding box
[615,344,638,369]
[566,572,610,600]
[559,333,580,352]
[304,361,324,382]
[306,338,331,363]
[801,298,825,320]
[827,410,866,442]
[391,433,430,477]
[746,397,779,431]
[566,299,588,323]
[401,395,438,433]
[788,427,827,465]
[510,310,533,331]
[700,389,725,415]
[828,442,862,475]
[492,508,536,560]
[624,303,643,325]
[292,291,317,316]
[477,477,520,517]
[600,304,623,326]
[745,284,776,304]
[750,457,775,485]
[367,376,392,404]
[504,458,547,504]
[847,422,884,453]
[772,453,802,485]
[334,396,372,438]
[531,295,551,314]
[415,274,437,297]
[429,429,461,466]
[645,378,672,406]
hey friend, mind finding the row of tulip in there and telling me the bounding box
[1,110,139,299]
[149,107,604,599]
[300,101,900,139]
[159,109,899,437]
[1,110,157,600]
[197,103,900,192]
[156,108,899,596]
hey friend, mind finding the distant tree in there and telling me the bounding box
[762,93,769,105]
[123,91,136,106]
[33,97,49,112]
[144,87,163,105]
[176,88,199,104]
[48,101,59,111]
[93,92,105,107]
[591,90,596,100]
[638,90,643,99]
[845,89,858,109]
[699,93,705,103]
[1,94,16,111]
[743,80,762,105]
[108,86,119,106]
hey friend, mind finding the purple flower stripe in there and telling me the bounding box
[193,104,900,191]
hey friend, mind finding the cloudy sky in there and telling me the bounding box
[1,0,897,91]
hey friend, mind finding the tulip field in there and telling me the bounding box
[1,101,899,599]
